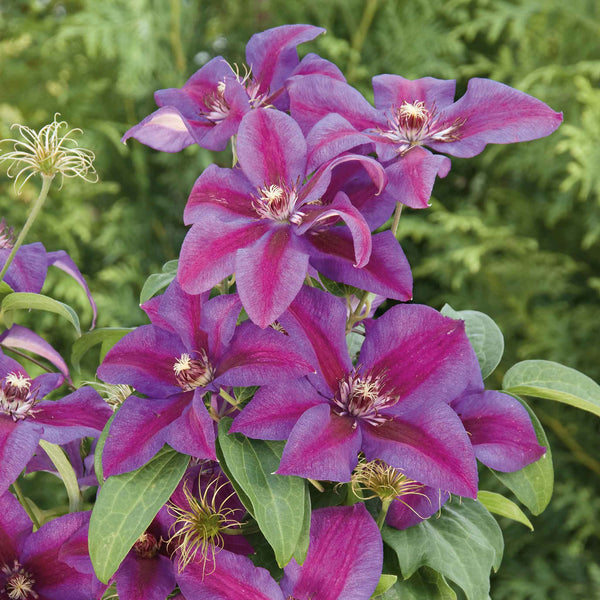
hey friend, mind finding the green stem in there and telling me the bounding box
[169,0,186,74]
[346,0,379,83]
[39,439,82,513]
[219,388,238,407]
[376,497,393,530]
[391,201,403,239]
[11,480,41,529]
[0,174,54,286]
[346,289,371,333]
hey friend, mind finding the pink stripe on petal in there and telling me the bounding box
[235,228,308,328]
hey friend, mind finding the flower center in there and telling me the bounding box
[252,182,303,223]
[0,372,38,421]
[173,352,214,391]
[133,532,161,559]
[167,477,242,574]
[332,372,397,427]
[0,219,15,250]
[202,81,230,124]
[377,101,465,155]
[2,561,37,600]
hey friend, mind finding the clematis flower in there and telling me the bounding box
[176,503,382,600]
[97,279,315,476]
[0,351,111,495]
[0,218,97,326]
[288,73,563,209]
[0,491,98,600]
[122,24,330,152]
[178,107,412,327]
[232,286,479,498]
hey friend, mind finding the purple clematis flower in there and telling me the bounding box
[0,491,98,600]
[0,218,97,327]
[178,107,412,327]
[232,286,480,498]
[176,503,382,600]
[97,279,315,476]
[288,74,563,209]
[0,351,111,495]
[122,25,331,152]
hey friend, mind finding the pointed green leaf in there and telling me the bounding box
[372,574,398,597]
[94,411,117,486]
[441,304,504,379]
[381,568,456,600]
[89,446,189,583]
[39,439,82,513]
[216,418,310,568]
[477,491,533,530]
[71,327,134,371]
[139,259,178,304]
[1,292,80,335]
[383,498,503,600]
[491,397,553,515]
[0,281,13,302]
[503,360,600,417]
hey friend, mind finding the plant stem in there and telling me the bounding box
[391,202,403,238]
[346,289,371,333]
[0,174,54,286]
[376,497,392,530]
[346,0,379,83]
[11,480,41,529]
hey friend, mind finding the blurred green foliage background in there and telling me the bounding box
[1,0,599,597]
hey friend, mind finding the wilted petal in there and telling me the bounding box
[452,390,545,472]
[308,229,413,301]
[177,549,284,600]
[235,227,308,328]
[34,387,112,444]
[122,106,195,153]
[382,147,451,209]
[0,325,70,381]
[46,250,98,328]
[361,398,478,498]
[431,78,563,158]
[237,109,307,189]
[281,504,382,600]
[372,75,457,111]
[231,378,323,440]
[178,219,268,295]
[278,404,361,482]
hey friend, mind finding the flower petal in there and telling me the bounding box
[281,504,382,600]
[372,75,457,111]
[178,219,268,295]
[202,293,242,357]
[431,78,563,158]
[1,242,47,293]
[237,109,307,189]
[236,227,308,328]
[278,405,361,482]
[386,486,449,530]
[308,229,413,301]
[0,489,31,564]
[292,53,346,82]
[0,418,42,496]
[117,553,175,600]
[452,390,546,472]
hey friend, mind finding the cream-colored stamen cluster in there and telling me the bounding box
[173,352,214,391]
[0,114,97,192]
[0,372,37,422]
[2,561,38,600]
[252,182,303,224]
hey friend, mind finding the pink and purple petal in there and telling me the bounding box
[308,229,413,301]
[280,504,382,600]
[0,490,31,564]
[178,219,268,295]
[431,78,563,158]
[277,404,362,482]
[382,147,451,209]
[117,552,175,600]
[202,293,242,358]
[230,378,324,440]
[235,227,308,328]
[237,109,307,189]
[1,242,47,294]
[372,75,457,111]
[386,486,450,530]
[292,53,346,82]
[34,387,112,444]
[452,390,546,472]
[361,398,478,498]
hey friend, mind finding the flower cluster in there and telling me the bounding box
[0,22,566,600]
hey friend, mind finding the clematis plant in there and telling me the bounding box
[1,21,598,600]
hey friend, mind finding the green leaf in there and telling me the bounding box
[0,281,13,302]
[441,304,504,379]
[372,574,398,597]
[381,568,456,600]
[39,439,83,513]
[491,398,553,515]
[347,324,365,362]
[94,411,117,485]
[477,490,533,530]
[503,359,600,418]
[319,272,360,297]
[89,446,189,583]
[216,418,310,568]
[71,327,134,371]
[383,498,503,600]
[139,259,178,304]
[1,292,81,335]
